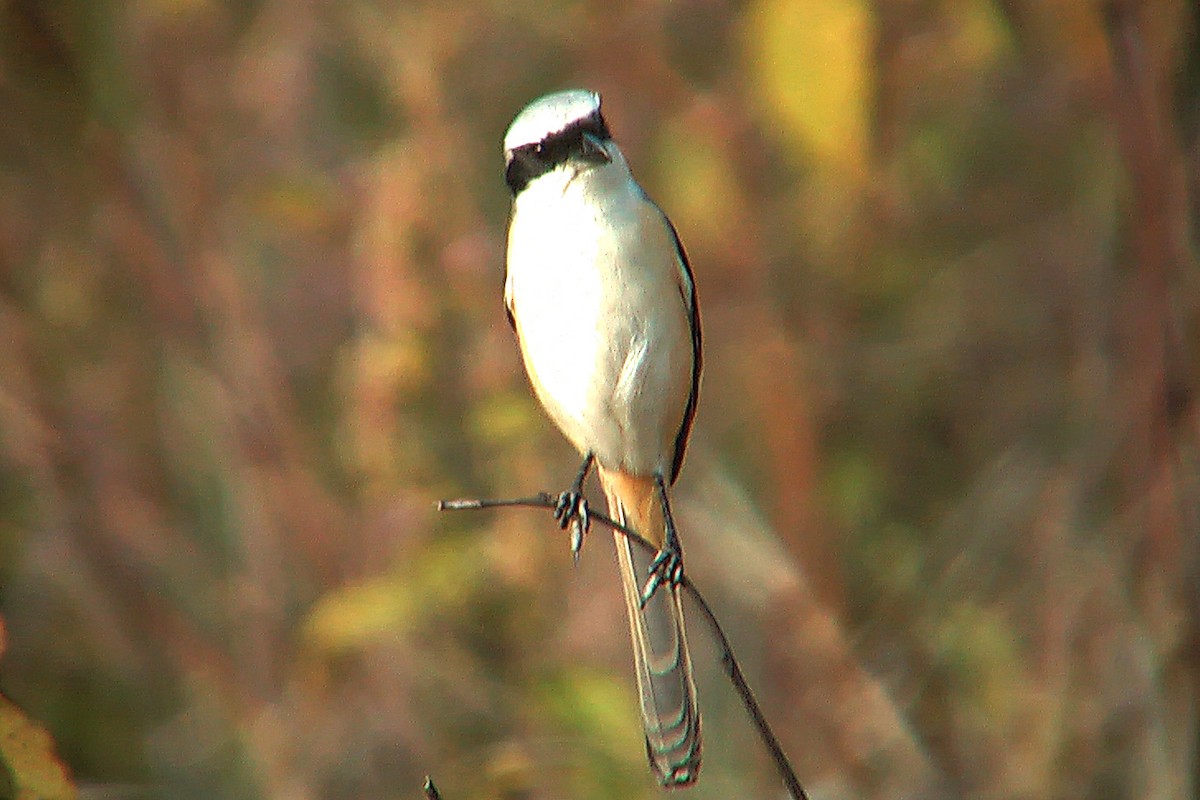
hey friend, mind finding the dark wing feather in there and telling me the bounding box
[659,210,701,485]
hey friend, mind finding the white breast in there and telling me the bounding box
[505,160,692,477]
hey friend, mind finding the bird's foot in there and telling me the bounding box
[554,453,595,560]
[640,536,684,607]
[553,489,591,560]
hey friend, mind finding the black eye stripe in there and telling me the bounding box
[505,112,612,195]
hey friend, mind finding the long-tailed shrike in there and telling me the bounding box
[502,89,702,787]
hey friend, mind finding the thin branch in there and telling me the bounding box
[438,492,809,800]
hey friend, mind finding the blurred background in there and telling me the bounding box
[1,0,1197,798]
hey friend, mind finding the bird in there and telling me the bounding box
[502,89,702,788]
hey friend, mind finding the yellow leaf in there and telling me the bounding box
[469,391,541,448]
[302,540,486,654]
[0,694,76,800]
[744,0,873,176]
[302,575,418,654]
[653,112,741,254]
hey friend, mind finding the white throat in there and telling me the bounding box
[515,149,635,218]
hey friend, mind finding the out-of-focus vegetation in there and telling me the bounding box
[0,619,76,799]
[0,0,1196,798]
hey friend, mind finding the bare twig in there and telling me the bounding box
[438,492,809,800]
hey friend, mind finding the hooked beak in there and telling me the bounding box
[580,131,612,164]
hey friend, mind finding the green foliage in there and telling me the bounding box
[533,668,646,798]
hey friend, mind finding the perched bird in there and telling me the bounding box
[502,89,702,787]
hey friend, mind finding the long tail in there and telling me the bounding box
[600,467,701,788]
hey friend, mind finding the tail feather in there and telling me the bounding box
[601,469,701,787]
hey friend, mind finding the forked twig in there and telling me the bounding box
[438,492,808,800]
